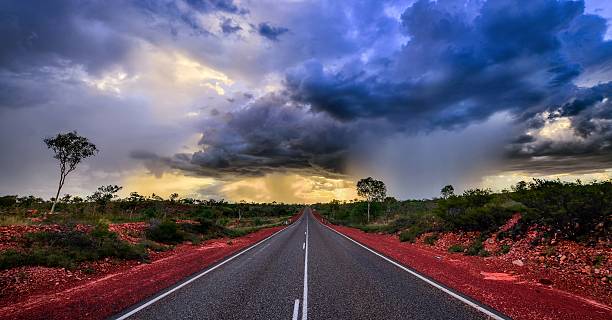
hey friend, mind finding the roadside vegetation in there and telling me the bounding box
[0,192,298,270]
[314,179,612,252]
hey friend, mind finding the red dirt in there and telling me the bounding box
[313,211,612,320]
[0,225,285,320]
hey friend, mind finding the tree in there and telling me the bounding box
[88,185,122,209]
[44,131,98,214]
[356,177,386,223]
[441,185,454,199]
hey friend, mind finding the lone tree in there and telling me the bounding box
[356,177,386,223]
[441,185,454,199]
[44,131,98,214]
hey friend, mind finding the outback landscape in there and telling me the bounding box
[1,0,612,319]
[0,177,610,319]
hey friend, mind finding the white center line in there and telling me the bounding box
[292,299,300,320]
[302,211,309,320]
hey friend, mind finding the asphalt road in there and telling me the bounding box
[113,208,504,320]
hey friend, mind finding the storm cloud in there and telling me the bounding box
[1,0,611,200]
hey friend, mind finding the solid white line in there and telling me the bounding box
[301,211,309,320]
[319,222,507,320]
[292,299,300,320]
[114,224,294,320]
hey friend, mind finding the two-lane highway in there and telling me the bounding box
[114,208,505,320]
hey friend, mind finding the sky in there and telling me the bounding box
[0,0,611,203]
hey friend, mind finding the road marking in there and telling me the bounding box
[319,221,507,320]
[114,222,297,320]
[302,211,309,320]
[292,299,300,320]
[302,242,305,250]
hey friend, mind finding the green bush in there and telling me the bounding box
[0,195,17,207]
[499,244,511,255]
[466,239,485,256]
[424,233,439,245]
[399,227,422,242]
[146,220,184,244]
[448,244,464,253]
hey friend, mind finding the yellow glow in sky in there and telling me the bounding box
[122,170,357,203]
[220,173,358,203]
[122,170,216,199]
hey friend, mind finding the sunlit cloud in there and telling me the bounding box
[122,170,216,199]
[220,173,357,203]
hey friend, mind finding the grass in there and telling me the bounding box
[0,214,31,226]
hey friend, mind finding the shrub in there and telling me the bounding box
[142,207,160,218]
[448,244,464,253]
[424,233,439,245]
[499,244,511,255]
[146,220,184,244]
[399,227,422,242]
[466,239,485,256]
[0,196,17,207]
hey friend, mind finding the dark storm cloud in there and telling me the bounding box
[287,0,609,130]
[193,94,355,175]
[277,0,612,177]
[0,0,253,110]
[0,1,132,75]
[2,0,612,199]
[256,22,289,41]
[133,93,360,177]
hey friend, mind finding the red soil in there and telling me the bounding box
[313,211,612,320]
[0,226,284,320]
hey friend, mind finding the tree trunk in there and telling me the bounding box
[50,179,63,214]
[367,201,370,223]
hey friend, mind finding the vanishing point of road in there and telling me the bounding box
[113,208,508,320]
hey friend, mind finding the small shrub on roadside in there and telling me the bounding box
[146,220,184,244]
[448,244,464,253]
[466,239,485,256]
[499,244,511,255]
[399,227,422,242]
[424,233,439,245]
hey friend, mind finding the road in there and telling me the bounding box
[113,208,505,320]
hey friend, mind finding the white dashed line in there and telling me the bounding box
[302,211,309,320]
[292,299,300,320]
